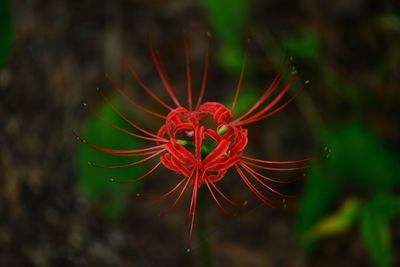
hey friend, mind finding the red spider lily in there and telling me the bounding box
[75,34,317,242]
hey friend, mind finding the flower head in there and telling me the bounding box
[76,34,317,241]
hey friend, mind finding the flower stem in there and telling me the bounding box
[197,186,212,267]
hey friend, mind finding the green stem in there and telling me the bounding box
[197,186,212,267]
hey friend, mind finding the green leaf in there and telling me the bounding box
[77,99,145,220]
[223,87,260,118]
[297,165,338,251]
[376,14,400,33]
[306,198,360,242]
[201,0,249,72]
[325,121,400,191]
[282,30,320,61]
[360,195,400,267]
[0,0,12,67]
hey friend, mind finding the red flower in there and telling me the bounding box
[76,35,317,241]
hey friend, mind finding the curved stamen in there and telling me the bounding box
[233,55,290,123]
[162,170,195,216]
[240,163,295,199]
[89,149,165,169]
[196,32,211,109]
[143,176,188,201]
[106,77,167,119]
[125,61,174,111]
[205,181,229,214]
[92,109,166,142]
[236,74,297,125]
[73,130,165,156]
[148,36,181,107]
[231,38,250,112]
[183,35,193,111]
[235,164,277,208]
[188,169,199,244]
[241,160,312,171]
[97,88,165,139]
[237,85,304,126]
[240,153,318,165]
[210,182,239,207]
[111,161,162,184]
[240,162,301,184]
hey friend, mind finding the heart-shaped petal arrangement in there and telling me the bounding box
[159,102,248,185]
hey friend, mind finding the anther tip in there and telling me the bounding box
[186,248,191,253]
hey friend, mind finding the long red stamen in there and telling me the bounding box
[162,170,195,215]
[183,35,193,111]
[97,89,164,139]
[73,131,165,156]
[240,162,301,184]
[196,32,211,109]
[231,38,250,112]
[240,163,295,199]
[92,109,166,142]
[148,36,181,107]
[234,57,290,123]
[111,162,162,184]
[235,164,277,208]
[237,74,297,125]
[240,153,318,165]
[205,181,229,214]
[106,77,167,119]
[234,72,283,123]
[241,160,312,171]
[89,149,165,169]
[188,169,199,244]
[125,62,173,111]
[143,176,188,201]
[237,85,304,125]
[210,182,238,207]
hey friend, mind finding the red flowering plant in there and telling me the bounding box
[75,35,317,242]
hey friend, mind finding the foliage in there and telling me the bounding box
[77,99,144,220]
[201,0,249,72]
[297,121,400,266]
[281,30,320,61]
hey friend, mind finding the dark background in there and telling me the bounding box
[1,0,399,266]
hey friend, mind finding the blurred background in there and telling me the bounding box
[1,0,399,266]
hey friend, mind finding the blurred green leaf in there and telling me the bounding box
[376,14,400,33]
[77,99,144,220]
[201,0,248,72]
[223,86,259,118]
[306,198,360,241]
[0,0,12,67]
[360,195,400,267]
[282,30,320,61]
[326,122,400,191]
[297,165,338,251]
[297,121,400,253]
